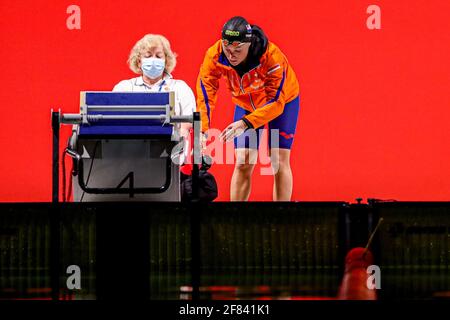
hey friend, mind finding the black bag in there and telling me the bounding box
[180,156,218,202]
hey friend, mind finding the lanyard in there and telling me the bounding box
[158,80,166,92]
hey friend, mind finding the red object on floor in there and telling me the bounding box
[337,247,377,300]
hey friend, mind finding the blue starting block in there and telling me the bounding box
[78,92,174,136]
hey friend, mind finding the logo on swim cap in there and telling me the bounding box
[222,16,253,43]
[225,30,240,37]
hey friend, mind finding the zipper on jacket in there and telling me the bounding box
[239,65,261,110]
[248,93,256,110]
[239,64,261,93]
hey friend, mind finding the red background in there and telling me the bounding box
[0,0,449,202]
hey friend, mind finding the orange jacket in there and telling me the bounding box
[196,40,299,132]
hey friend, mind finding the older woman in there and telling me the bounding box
[113,34,196,139]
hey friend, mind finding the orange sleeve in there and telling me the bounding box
[243,58,287,129]
[196,45,222,133]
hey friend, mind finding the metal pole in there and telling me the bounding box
[192,112,201,200]
[50,110,60,300]
[191,112,201,300]
[52,111,60,203]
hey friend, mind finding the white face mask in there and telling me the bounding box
[141,57,165,79]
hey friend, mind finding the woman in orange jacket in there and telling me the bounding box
[196,16,300,201]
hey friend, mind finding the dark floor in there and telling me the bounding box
[1,202,449,300]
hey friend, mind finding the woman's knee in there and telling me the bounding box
[235,149,257,172]
[270,148,291,173]
[234,162,255,177]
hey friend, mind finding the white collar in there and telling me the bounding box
[136,73,173,87]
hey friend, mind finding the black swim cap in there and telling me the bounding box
[221,16,253,43]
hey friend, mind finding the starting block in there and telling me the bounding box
[55,91,199,202]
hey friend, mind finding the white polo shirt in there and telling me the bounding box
[112,73,196,117]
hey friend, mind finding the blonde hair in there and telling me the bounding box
[128,34,177,74]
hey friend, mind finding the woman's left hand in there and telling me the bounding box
[219,120,248,142]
